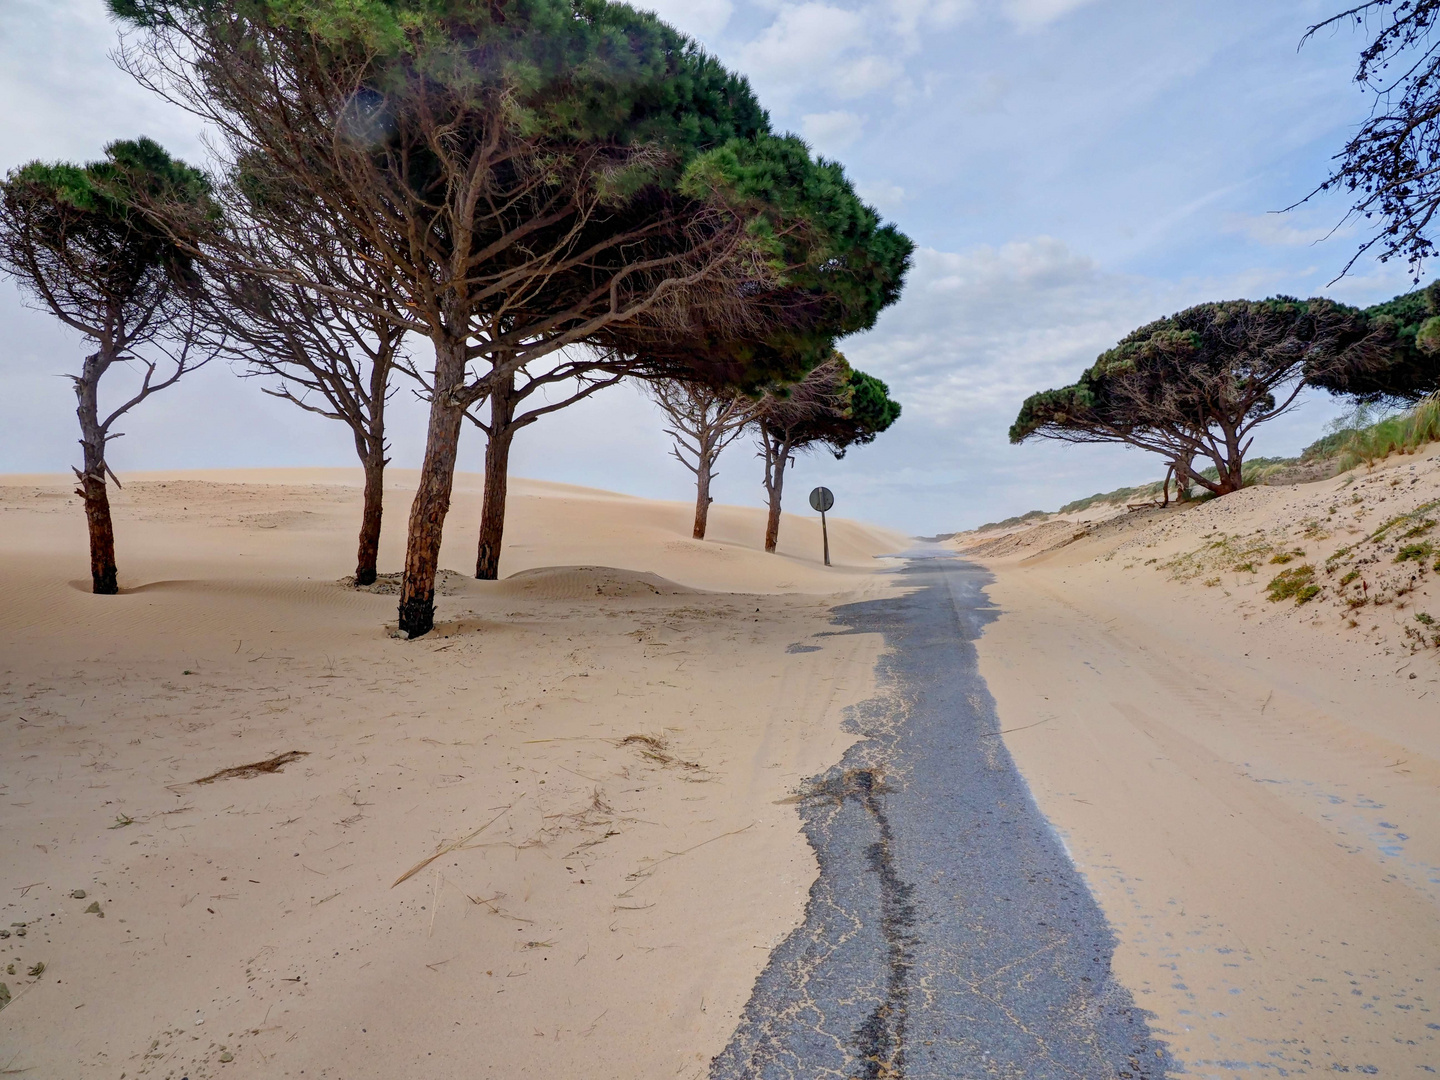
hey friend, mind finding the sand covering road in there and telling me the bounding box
[0,468,905,1079]
[967,445,1440,1078]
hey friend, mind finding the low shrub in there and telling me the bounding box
[1267,564,1320,604]
[1397,542,1436,563]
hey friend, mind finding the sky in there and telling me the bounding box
[0,0,1422,534]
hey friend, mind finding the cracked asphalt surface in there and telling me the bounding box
[711,554,1173,1080]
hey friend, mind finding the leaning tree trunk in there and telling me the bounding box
[476,380,518,581]
[398,341,469,638]
[763,435,791,554]
[73,350,117,595]
[353,357,392,587]
[1214,425,1245,495]
[355,445,386,587]
[692,440,716,540]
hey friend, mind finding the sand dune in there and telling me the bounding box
[0,469,905,1079]
[967,445,1440,1077]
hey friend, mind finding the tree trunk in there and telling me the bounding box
[476,380,517,581]
[353,353,392,587]
[1216,425,1245,495]
[73,351,117,595]
[355,448,385,587]
[693,442,715,540]
[763,436,790,554]
[398,341,468,638]
[78,466,118,595]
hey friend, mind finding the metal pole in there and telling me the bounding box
[821,510,830,566]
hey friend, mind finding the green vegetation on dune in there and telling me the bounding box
[1333,395,1440,471]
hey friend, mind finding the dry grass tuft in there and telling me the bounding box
[191,750,308,785]
[619,734,702,771]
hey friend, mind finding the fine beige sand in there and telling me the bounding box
[9,452,1440,1080]
[0,468,906,1079]
[964,445,1440,1078]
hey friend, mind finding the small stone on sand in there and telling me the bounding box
[71,889,87,899]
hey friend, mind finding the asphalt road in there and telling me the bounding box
[711,554,1173,1080]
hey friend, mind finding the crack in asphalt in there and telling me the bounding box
[711,556,1174,1080]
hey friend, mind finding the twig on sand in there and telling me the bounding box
[624,822,755,883]
[980,715,1057,738]
[391,802,516,888]
[191,751,308,785]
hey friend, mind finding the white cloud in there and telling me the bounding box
[737,3,902,101]
[633,0,734,41]
[887,0,975,50]
[801,110,865,153]
[1001,0,1101,31]
[1222,211,1351,248]
[843,238,1168,422]
[857,179,907,211]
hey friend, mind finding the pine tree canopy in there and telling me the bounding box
[1,137,211,324]
[1307,283,1440,403]
[1010,297,1384,496]
[111,0,911,391]
[759,353,902,458]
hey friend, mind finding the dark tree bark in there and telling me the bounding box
[397,340,468,638]
[353,336,393,585]
[356,448,386,587]
[73,345,119,593]
[693,460,713,540]
[761,430,793,553]
[476,378,518,581]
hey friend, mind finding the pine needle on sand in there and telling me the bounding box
[391,803,516,888]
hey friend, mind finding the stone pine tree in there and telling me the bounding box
[0,138,213,594]
[1010,297,1384,496]
[646,378,758,540]
[190,179,408,586]
[456,133,913,581]
[114,0,908,636]
[754,355,901,553]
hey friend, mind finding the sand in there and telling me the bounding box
[0,468,906,1079]
[9,451,1440,1080]
[967,445,1440,1078]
